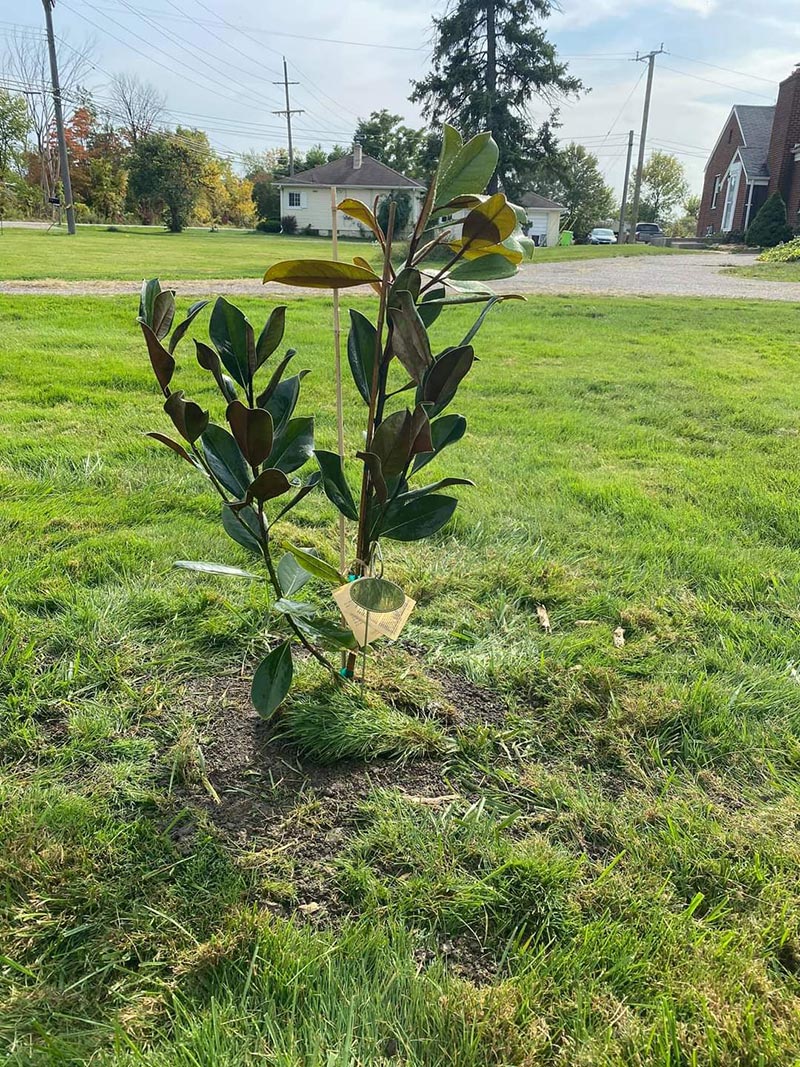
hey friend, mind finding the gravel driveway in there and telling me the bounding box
[1,252,797,301]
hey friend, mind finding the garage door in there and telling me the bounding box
[527,210,548,244]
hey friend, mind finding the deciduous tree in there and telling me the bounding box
[110,73,165,146]
[533,142,615,238]
[128,131,200,231]
[354,110,427,178]
[639,151,689,224]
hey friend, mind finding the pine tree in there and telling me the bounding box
[745,192,793,248]
[410,0,582,198]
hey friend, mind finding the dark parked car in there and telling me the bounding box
[635,222,664,244]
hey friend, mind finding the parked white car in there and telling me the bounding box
[588,227,617,244]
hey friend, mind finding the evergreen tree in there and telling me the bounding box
[410,0,582,198]
[745,192,793,247]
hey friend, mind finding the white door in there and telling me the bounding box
[721,162,741,232]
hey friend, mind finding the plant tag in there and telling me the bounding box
[333,582,416,646]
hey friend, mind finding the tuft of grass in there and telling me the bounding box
[277,683,453,763]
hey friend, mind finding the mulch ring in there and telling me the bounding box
[166,668,507,976]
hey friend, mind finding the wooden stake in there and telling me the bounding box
[330,186,347,578]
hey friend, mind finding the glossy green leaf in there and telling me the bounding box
[420,346,474,416]
[255,349,296,408]
[163,391,208,443]
[461,295,524,347]
[390,268,421,306]
[227,400,273,468]
[347,309,377,405]
[449,254,518,282]
[350,577,406,613]
[174,560,261,579]
[247,467,291,502]
[221,504,262,555]
[434,131,498,211]
[355,450,388,504]
[268,416,314,474]
[377,494,458,542]
[294,615,359,651]
[418,286,447,328]
[152,289,176,341]
[401,477,474,503]
[283,542,343,585]
[273,470,322,523]
[202,423,250,497]
[256,306,287,368]
[273,597,317,619]
[196,340,231,401]
[264,259,380,288]
[277,552,311,597]
[437,123,462,181]
[140,321,175,393]
[145,431,198,468]
[210,297,256,387]
[169,299,209,353]
[387,290,433,385]
[139,278,161,327]
[258,372,306,436]
[315,449,358,521]
[411,413,467,473]
[251,641,293,720]
[371,409,413,478]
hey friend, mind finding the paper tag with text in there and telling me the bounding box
[333,582,416,647]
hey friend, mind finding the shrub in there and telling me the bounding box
[256,219,281,234]
[280,214,298,234]
[745,192,793,248]
[138,123,534,732]
[759,236,800,262]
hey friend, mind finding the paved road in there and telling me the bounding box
[1,252,798,301]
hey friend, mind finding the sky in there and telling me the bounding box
[0,0,798,196]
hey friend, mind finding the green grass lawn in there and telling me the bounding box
[725,261,800,282]
[0,227,365,281]
[0,225,685,281]
[3,291,800,1064]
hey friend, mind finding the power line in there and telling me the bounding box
[659,63,775,101]
[667,52,777,87]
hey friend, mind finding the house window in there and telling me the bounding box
[288,191,302,208]
[711,174,721,209]
[728,128,733,144]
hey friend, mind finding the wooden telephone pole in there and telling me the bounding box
[41,0,76,234]
[628,45,665,242]
[273,57,304,176]
[617,130,635,243]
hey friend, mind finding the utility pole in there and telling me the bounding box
[617,129,634,243]
[628,44,664,242]
[41,0,76,234]
[486,0,498,194]
[273,57,303,177]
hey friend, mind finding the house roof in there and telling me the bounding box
[734,104,775,180]
[277,152,424,189]
[519,192,566,211]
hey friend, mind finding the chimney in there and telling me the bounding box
[353,142,363,170]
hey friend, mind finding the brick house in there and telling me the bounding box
[697,66,800,237]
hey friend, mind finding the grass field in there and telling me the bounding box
[0,225,685,281]
[725,261,800,282]
[3,291,800,1064]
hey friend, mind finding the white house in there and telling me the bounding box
[519,192,565,247]
[277,145,426,237]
